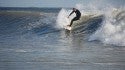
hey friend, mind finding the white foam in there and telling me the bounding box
[56,9,68,28]
[56,8,75,28]
[89,7,125,46]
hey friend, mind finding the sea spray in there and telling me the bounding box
[56,9,70,28]
[89,8,125,46]
[56,8,77,29]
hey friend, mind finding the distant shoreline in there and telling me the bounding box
[0,7,64,13]
[0,6,71,9]
[0,11,42,17]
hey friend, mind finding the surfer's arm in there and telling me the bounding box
[68,11,74,17]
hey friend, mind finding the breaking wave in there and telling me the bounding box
[56,4,125,46]
[89,8,125,46]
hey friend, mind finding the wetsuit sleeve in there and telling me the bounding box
[68,11,74,17]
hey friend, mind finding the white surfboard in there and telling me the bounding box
[64,25,72,30]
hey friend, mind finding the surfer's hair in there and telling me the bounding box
[73,8,76,11]
[73,8,76,9]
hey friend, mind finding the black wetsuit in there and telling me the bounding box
[69,9,81,26]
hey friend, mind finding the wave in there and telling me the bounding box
[0,11,58,36]
[1,6,125,46]
[56,8,104,33]
[71,15,104,34]
[56,5,125,46]
[89,8,125,46]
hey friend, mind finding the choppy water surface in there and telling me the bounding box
[0,7,125,70]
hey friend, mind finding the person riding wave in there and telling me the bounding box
[68,8,81,27]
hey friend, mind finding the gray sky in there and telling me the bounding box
[0,0,124,7]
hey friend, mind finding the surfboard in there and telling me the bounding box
[64,25,72,30]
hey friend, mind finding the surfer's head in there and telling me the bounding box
[73,8,77,11]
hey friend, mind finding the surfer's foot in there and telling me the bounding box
[67,25,71,27]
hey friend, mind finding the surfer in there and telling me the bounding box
[68,8,81,27]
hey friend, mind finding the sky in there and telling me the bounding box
[0,0,125,8]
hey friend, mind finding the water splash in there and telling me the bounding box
[56,9,71,28]
[89,7,125,46]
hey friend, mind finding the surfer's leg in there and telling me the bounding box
[69,17,78,26]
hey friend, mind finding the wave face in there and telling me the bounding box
[56,9,104,33]
[0,11,58,37]
[56,5,125,46]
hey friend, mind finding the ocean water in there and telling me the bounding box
[0,7,125,70]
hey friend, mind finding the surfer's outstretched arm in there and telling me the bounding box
[68,11,74,18]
